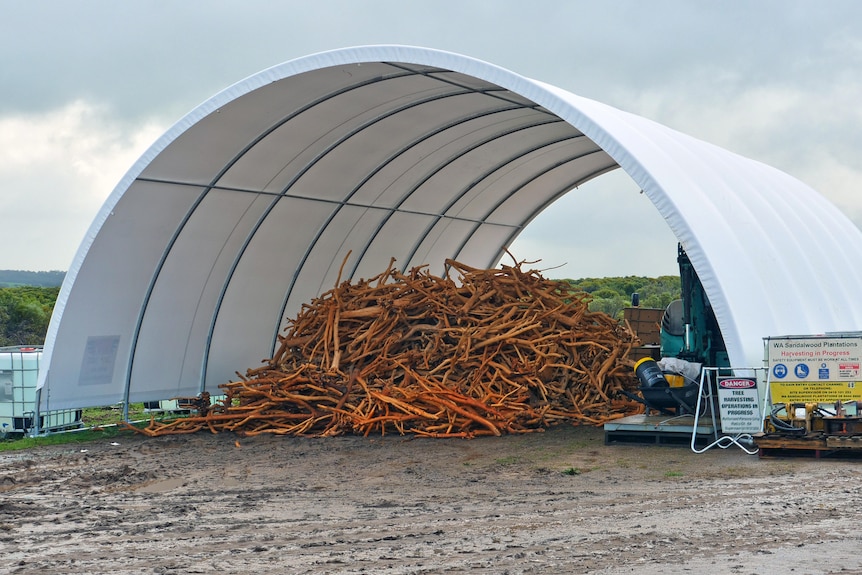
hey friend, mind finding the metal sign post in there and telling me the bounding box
[691,366,764,454]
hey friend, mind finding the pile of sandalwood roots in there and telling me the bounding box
[131,257,645,438]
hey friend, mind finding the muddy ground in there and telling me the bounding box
[1,425,861,574]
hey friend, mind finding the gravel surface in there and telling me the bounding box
[1,425,860,574]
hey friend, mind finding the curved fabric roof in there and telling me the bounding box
[38,45,862,411]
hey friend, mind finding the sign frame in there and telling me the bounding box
[717,377,761,434]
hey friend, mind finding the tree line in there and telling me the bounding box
[0,275,682,346]
[0,286,60,347]
[566,275,681,320]
[0,270,65,287]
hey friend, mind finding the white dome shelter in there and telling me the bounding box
[37,45,862,412]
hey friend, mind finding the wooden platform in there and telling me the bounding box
[604,414,717,447]
[753,433,862,459]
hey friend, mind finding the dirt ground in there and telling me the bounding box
[1,424,861,575]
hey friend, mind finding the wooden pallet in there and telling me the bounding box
[753,433,862,459]
[604,414,716,447]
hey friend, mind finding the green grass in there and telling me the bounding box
[81,403,148,427]
[0,427,131,452]
[0,403,154,452]
[495,455,521,465]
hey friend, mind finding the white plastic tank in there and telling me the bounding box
[0,346,82,434]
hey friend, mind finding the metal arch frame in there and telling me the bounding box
[278,62,566,308]
[110,55,658,411]
[343,112,562,279]
[271,106,549,351]
[120,68,434,411]
[411,143,618,269]
[343,122,576,279]
[452,158,618,271]
[208,111,616,390]
[124,66,471,402]
[200,73,545,388]
[402,132,586,276]
[486,163,620,270]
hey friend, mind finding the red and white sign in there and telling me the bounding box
[717,377,761,434]
[839,363,860,378]
[719,378,757,389]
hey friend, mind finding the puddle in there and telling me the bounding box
[136,477,186,493]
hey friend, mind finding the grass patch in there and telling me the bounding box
[665,470,684,478]
[0,427,130,452]
[0,403,164,452]
[81,403,149,427]
[495,455,521,466]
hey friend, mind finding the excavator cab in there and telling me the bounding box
[660,245,729,368]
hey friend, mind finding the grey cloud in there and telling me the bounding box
[2,0,861,273]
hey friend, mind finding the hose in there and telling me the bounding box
[769,405,806,435]
[813,406,836,418]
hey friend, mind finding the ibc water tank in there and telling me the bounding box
[0,346,82,434]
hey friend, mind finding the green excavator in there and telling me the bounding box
[659,244,729,369]
[629,244,729,416]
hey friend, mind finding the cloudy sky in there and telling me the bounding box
[3,1,861,279]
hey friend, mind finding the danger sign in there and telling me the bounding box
[717,378,761,434]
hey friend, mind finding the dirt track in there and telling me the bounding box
[1,425,861,574]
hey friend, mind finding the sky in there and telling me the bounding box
[2,1,861,279]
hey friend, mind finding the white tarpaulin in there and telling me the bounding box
[37,45,862,411]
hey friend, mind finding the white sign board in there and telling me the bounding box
[766,335,862,381]
[765,335,862,403]
[717,378,761,434]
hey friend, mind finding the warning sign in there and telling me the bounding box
[839,363,860,379]
[766,335,862,404]
[717,378,761,434]
[766,336,862,382]
[769,381,862,404]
